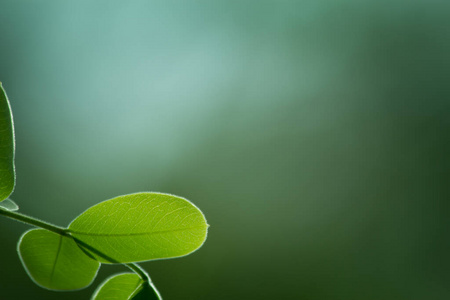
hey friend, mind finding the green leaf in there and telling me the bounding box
[0,198,19,211]
[0,83,15,201]
[69,192,208,264]
[92,273,161,300]
[18,229,100,290]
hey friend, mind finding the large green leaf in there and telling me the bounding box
[18,229,100,290]
[0,198,18,211]
[92,273,161,300]
[69,192,208,264]
[0,83,15,201]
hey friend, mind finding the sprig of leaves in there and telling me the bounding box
[0,83,209,299]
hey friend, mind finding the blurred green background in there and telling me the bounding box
[1,1,449,299]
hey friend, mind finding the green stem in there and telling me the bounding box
[126,263,150,282]
[0,208,67,236]
[126,263,162,299]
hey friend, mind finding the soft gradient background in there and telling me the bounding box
[1,1,449,299]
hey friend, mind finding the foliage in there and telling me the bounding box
[93,273,161,300]
[18,229,100,290]
[0,82,15,201]
[69,193,208,264]
[0,83,209,299]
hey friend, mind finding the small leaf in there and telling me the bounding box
[69,192,208,264]
[18,229,100,290]
[0,198,19,211]
[0,83,16,201]
[92,273,161,300]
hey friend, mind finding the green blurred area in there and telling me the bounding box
[1,1,449,299]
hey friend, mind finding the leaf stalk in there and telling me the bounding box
[126,263,150,282]
[0,208,67,236]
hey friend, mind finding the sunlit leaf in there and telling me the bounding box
[18,229,100,290]
[92,273,160,300]
[0,198,18,211]
[0,83,15,201]
[69,192,209,263]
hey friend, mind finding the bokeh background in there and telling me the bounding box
[1,1,450,299]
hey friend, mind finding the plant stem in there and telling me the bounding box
[0,208,67,236]
[126,263,162,300]
[126,263,150,282]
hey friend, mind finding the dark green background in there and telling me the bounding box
[1,1,449,299]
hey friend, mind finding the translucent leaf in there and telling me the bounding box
[92,273,161,300]
[0,83,15,201]
[69,192,208,264]
[0,198,18,211]
[18,229,100,290]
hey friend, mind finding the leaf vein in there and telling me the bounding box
[69,225,205,237]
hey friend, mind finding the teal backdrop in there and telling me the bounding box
[1,1,449,299]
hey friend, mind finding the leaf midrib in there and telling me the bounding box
[69,225,206,237]
[49,235,63,286]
